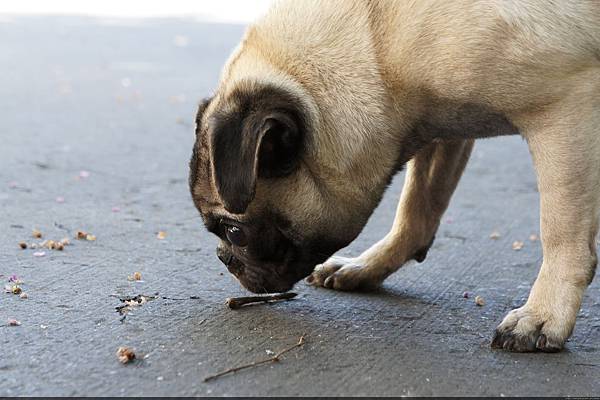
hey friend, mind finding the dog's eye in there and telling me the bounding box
[225,225,247,247]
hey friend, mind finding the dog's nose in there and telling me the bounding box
[216,244,245,276]
[216,245,233,266]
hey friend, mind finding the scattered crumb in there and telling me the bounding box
[7,319,21,326]
[462,291,470,299]
[32,229,42,239]
[512,241,524,251]
[529,234,539,242]
[33,251,46,257]
[40,324,48,330]
[116,294,158,318]
[76,231,87,240]
[55,242,64,251]
[19,292,28,299]
[157,231,167,240]
[128,271,142,281]
[116,347,136,364]
[60,238,70,246]
[86,234,96,241]
[18,241,27,249]
[489,231,501,240]
[42,240,55,249]
[475,296,485,306]
[265,349,275,356]
[30,244,38,249]
[5,284,22,295]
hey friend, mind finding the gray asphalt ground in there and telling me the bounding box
[1,16,599,397]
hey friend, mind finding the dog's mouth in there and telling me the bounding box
[225,256,298,293]
[216,245,315,294]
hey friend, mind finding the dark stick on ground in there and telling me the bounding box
[226,292,298,309]
[203,335,305,382]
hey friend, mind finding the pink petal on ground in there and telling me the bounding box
[33,251,46,257]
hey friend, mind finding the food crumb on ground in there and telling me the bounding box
[489,231,501,240]
[76,231,87,240]
[19,292,28,299]
[33,251,46,257]
[462,291,470,299]
[32,229,42,239]
[18,241,27,249]
[157,231,167,240]
[60,238,70,246]
[8,318,21,326]
[512,241,524,251]
[529,234,539,242]
[116,347,136,364]
[86,234,96,241]
[128,271,142,281]
[475,295,485,306]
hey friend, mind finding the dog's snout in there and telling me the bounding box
[216,245,233,266]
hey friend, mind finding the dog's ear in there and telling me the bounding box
[189,97,214,195]
[210,108,303,214]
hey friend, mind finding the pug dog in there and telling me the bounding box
[189,0,600,352]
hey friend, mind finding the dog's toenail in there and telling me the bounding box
[536,334,547,349]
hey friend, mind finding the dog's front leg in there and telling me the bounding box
[307,139,474,290]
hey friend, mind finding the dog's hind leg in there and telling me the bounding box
[492,74,600,352]
[307,138,474,290]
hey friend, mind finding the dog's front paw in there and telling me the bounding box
[491,304,573,352]
[305,256,383,291]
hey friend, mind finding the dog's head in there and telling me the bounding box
[189,75,400,293]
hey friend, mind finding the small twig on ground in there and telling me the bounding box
[226,292,297,309]
[203,335,305,382]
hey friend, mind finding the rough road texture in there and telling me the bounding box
[1,17,599,397]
